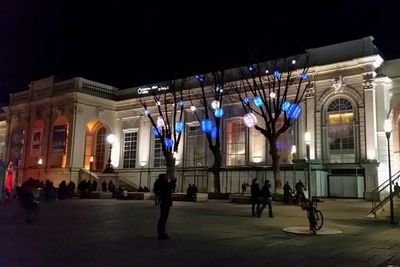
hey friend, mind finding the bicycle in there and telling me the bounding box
[301,198,323,234]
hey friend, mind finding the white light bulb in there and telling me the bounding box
[190,106,196,111]
[270,92,276,99]
[292,59,296,65]
[156,101,161,106]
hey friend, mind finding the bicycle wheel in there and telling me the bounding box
[314,209,324,230]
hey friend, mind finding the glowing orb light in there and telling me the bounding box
[282,101,291,112]
[211,100,220,109]
[253,96,263,107]
[175,121,184,133]
[201,119,213,133]
[214,108,224,118]
[157,116,165,128]
[164,138,173,148]
[287,103,302,119]
[152,127,160,137]
[242,113,258,127]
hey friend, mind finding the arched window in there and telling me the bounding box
[325,98,356,163]
[95,127,106,170]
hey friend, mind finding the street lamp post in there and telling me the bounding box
[89,156,94,180]
[103,134,115,174]
[291,145,297,184]
[384,119,395,224]
[304,132,311,199]
[38,157,43,179]
[139,161,147,187]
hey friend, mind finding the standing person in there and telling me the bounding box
[155,173,176,240]
[19,179,39,224]
[295,179,306,203]
[250,178,261,217]
[153,176,161,205]
[283,181,292,204]
[258,180,273,218]
[101,181,107,192]
[92,179,97,191]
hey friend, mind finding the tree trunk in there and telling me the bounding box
[269,138,283,193]
[211,149,222,193]
[165,152,176,181]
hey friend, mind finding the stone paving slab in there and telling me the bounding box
[0,198,399,267]
[282,226,343,235]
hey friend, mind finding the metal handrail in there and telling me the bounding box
[370,171,400,216]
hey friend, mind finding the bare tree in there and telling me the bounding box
[140,79,186,180]
[233,57,311,193]
[190,71,224,193]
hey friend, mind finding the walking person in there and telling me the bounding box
[154,173,176,240]
[258,180,273,218]
[250,178,261,217]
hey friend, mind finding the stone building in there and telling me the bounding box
[1,36,399,199]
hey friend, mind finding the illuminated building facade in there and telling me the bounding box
[1,36,400,199]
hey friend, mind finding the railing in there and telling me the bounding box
[10,91,30,105]
[367,170,400,217]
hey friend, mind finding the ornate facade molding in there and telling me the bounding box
[362,73,376,90]
[332,76,345,93]
[96,106,105,117]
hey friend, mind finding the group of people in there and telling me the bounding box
[250,178,273,218]
[283,179,307,204]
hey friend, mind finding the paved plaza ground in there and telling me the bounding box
[0,197,399,267]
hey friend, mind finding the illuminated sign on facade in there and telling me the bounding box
[137,85,169,95]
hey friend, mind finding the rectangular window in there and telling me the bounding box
[226,119,246,165]
[123,132,138,168]
[186,125,205,167]
[153,138,165,167]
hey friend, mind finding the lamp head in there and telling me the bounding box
[304,132,311,145]
[38,158,43,166]
[90,156,94,163]
[384,119,392,133]
[107,134,116,144]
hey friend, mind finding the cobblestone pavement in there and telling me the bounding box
[0,198,399,267]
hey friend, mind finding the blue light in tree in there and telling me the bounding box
[195,75,204,82]
[164,138,173,148]
[248,65,254,72]
[179,100,184,107]
[152,127,160,137]
[300,72,308,80]
[243,96,250,104]
[287,103,302,119]
[144,109,150,116]
[282,101,291,112]
[214,108,224,118]
[253,96,263,107]
[201,119,213,133]
[211,125,217,140]
[274,70,280,78]
[175,121,184,133]
[215,85,220,92]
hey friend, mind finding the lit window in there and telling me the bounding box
[123,131,138,168]
[95,127,106,170]
[326,98,356,163]
[226,119,246,165]
[186,124,205,167]
[153,138,165,167]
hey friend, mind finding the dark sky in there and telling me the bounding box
[1,0,400,105]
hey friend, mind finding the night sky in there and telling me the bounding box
[1,0,400,105]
